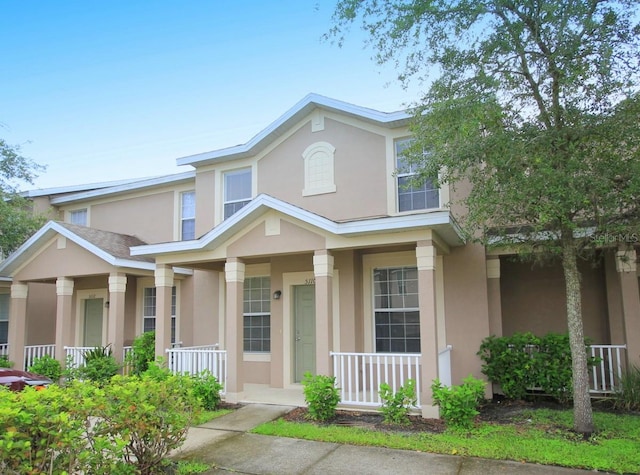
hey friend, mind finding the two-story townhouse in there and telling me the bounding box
[1,94,638,418]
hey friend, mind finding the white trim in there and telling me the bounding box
[130,194,465,258]
[50,172,196,205]
[243,353,271,362]
[176,94,411,167]
[362,251,417,353]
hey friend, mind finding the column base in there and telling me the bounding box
[421,404,440,419]
[223,391,245,404]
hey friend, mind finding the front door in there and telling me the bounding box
[294,285,315,382]
[83,298,104,347]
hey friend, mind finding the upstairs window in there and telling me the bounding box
[373,266,420,353]
[224,168,252,219]
[396,139,439,212]
[69,208,88,226]
[180,191,196,240]
[243,276,271,352]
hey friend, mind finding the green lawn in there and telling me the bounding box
[252,409,640,474]
[192,407,233,426]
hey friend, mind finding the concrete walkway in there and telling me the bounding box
[173,404,605,475]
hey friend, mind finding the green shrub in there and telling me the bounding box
[613,365,640,411]
[191,370,224,411]
[379,379,417,425]
[28,355,62,381]
[478,332,598,402]
[0,374,199,474]
[302,372,340,421]
[95,374,199,474]
[79,345,119,384]
[0,382,129,474]
[142,357,173,381]
[130,331,156,375]
[431,375,486,430]
[0,356,12,368]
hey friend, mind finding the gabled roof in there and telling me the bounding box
[21,176,160,198]
[0,221,156,276]
[130,194,464,258]
[176,93,412,168]
[50,171,195,205]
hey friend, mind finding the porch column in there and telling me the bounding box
[108,273,127,365]
[314,250,334,376]
[55,277,74,367]
[8,283,28,370]
[154,266,174,359]
[486,257,503,337]
[615,249,640,367]
[225,258,245,400]
[416,241,439,418]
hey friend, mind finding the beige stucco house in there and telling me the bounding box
[1,94,638,417]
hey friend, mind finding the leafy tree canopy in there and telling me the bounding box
[330,0,640,435]
[0,138,47,257]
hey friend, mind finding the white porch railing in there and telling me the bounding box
[331,352,423,407]
[0,343,8,357]
[64,346,95,368]
[165,345,227,393]
[589,344,626,394]
[25,344,55,369]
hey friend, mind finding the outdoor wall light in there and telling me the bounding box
[273,290,282,300]
[104,301,110,308]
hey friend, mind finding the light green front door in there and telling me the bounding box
[294,285,315,383]
[83,298,103,347]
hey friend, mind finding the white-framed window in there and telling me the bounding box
[224,168,252,219]
[373,266,420,353]
[302,142,336,196]
[143,286,177,344]
[396,139,439,212]
[243,276,271,352]
[69,208,88,226]
[0,292,9,345]
[180,191,196,240]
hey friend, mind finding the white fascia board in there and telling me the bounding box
[131,194,465,258]
[51,171,196,205]
[21,177,158,198]
[0,221,154,275]
[177,94,411,167]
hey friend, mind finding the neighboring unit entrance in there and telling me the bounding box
[293,285,315,382]
[83,298,104,347]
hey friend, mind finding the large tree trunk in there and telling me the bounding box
[561,233,594,436]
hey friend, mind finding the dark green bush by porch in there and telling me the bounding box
[302,372,340,421]
[130,331,156,375]
[28,355,62,381]
[478,332,598,402]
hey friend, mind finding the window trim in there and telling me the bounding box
[137,278,179,345]
[394,138,441,213]
[373,266,420,353]
[68,208,89,226]
[223,167,252,220]
[180,190,196,240]
[243,275,271,354]
[302,142,337,196]
[0,290,9,345]
[362,251,417,353]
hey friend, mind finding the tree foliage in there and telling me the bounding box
[330,0,640,435]
[0,138,47,257]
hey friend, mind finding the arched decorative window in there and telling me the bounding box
[302,142,336,196]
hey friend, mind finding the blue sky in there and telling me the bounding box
[1,1,421,189]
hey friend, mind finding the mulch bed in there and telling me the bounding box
[281,397,571,434]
